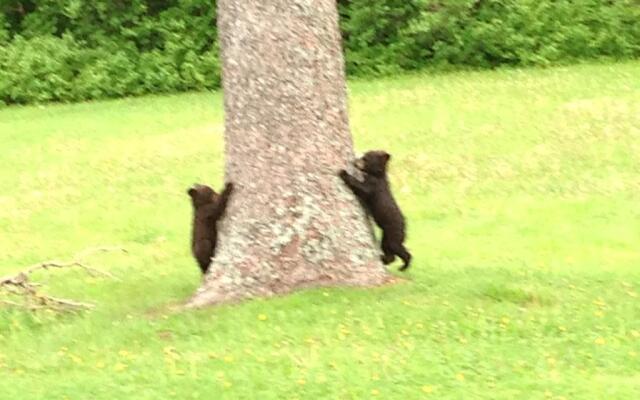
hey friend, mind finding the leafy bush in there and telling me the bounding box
[339,0,423,75]
[0,0,220,104]
[1,0,639,104]
[402,0,640,69]
[0,35,80,103]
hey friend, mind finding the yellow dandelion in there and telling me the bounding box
[594,337,606,345]
[544,390,553,397]
[630,330,640,338]
[547,357,556,366]
[629,351,637,357]
[297,379,306,385]
[372,373,380,381]
[501,317,510,324]
[593,299,606,307]
[223,381,232,388]
[322,292,329,297]
[113,362,127,372]
[594,311,604,317]
[628,291,638,298]
[223,355,234,363]
[401,329,409,336]
[69,354,83,365]
[415,323,424,329]
[96,361,105,369]
[558,326,566,332]
[371,389,380,396]
[422,385,434,393]
[118,350,131,357]
[258,314,268,321]
[455,373,465,382]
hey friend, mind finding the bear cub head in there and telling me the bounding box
[354,150,391,177]
[188,184,217,208]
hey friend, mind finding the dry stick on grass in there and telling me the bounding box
[0,247,126,312]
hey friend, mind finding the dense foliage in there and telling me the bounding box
[1,0,639,104]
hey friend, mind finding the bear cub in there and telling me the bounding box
[187,182,234,274]
[339,151,412,271]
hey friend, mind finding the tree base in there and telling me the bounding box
[186,259,394,308]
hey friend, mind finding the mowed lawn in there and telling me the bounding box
[1,62,639,399]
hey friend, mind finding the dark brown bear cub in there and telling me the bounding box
[187,182,234,274]
[339,151,412,271]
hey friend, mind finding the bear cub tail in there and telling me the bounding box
[339,150,412,271]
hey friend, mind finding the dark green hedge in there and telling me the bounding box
[1,0,639,104]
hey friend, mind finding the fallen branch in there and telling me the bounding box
[0,246,125,312]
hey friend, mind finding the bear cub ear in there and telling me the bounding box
[381,151,391,162]
[187,187,198,198]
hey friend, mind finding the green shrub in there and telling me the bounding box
[403,0,640,69]
[0,0,639,104]
[0,0,220,103]
[0,13,9,44]
[339,0,423,75]
[0,35,79,103]
[73,49,141,100]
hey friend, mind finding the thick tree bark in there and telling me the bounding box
[188,0,389,307]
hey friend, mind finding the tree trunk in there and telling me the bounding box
[188,0,389,307]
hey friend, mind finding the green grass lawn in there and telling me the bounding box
[1,62,639,399]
